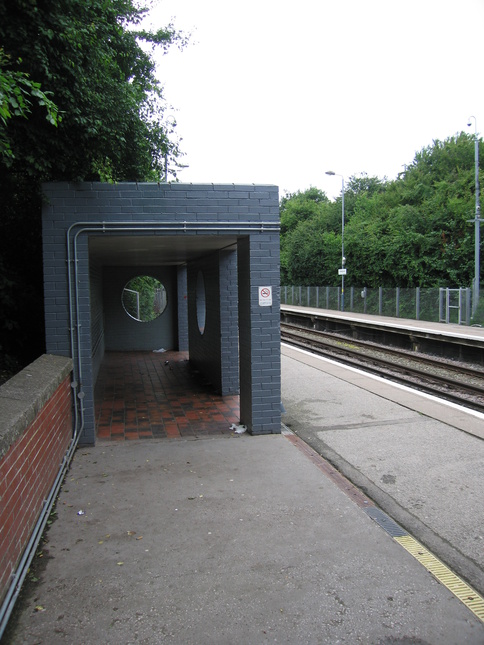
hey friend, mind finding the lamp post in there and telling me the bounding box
[163,115,177,182]
[326,171,346,311]
[467,116,481,317]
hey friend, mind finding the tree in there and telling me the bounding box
[342,172,387,220]
[0,0,186,181]
[0,0,187,376]
[385,133,477,286]
[286,216,341,286]
[280,187,329,236]
[281,134,480,291]
[0,49,61,160]
[279,188,331,282]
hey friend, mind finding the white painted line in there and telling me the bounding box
[282,342,484,422]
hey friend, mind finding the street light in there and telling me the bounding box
[163,115,177,182]
[326,171,346,311]
[467,116,481,317]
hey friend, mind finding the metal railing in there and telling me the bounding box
[281,286,475,326]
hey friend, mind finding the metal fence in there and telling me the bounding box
[281,286,474,326]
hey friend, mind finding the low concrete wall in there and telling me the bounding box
[0,355,73,605]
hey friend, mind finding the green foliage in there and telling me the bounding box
[342,172,387,220]
[280,187,329,236]
[0,0,184,181]
[287,220,341,285]
[0,0,186,374]
[0,49,61,160]
[123,275,165,322]
[279,187,332,282]
[281,135,481,291]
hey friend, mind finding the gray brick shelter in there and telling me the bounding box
[42,182,281,444]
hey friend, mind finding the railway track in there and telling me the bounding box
[281,322,484,415]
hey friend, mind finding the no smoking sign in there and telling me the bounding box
[258,286,273,306]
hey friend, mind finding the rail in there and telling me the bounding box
[281,322,484,415]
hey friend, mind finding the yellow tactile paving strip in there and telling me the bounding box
[283,429,484,625]
[395,535,484,623]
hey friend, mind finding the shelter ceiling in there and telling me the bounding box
[88,235,238,266]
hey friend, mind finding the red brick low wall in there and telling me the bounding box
[0,355,73,605]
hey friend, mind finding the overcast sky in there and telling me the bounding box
[147,0,484,199]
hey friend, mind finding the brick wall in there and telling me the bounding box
[42,182,280,442]
[177,266,189,351]
[238,233,281,434]
[90,261,105,385]
[0,355,73,605]
[187,249,240,396]
[103,266,177,351]
[188,254,223,391]
[219,249,239,395]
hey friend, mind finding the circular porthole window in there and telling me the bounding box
[196,270,206,334]
[122,275,167,322]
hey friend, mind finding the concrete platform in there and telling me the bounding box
[4,440,483,643]
[4,347,484,643]
[281,344,484,599]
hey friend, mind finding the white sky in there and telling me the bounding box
[147,0,484,199]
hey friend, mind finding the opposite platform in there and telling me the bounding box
[281,304,484,341]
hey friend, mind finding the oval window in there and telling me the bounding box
[122,276,167,322]
[196,270,206,334]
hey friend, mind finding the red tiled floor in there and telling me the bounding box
[94,351,241,441]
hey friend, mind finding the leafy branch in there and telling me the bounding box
[0,50,60,160]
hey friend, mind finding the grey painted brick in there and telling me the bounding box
[248,191,275,200]
[227,192,250,199]
[43,181,280,442]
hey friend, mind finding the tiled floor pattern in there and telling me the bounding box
[94,351,240,440]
